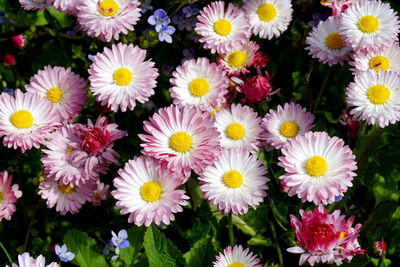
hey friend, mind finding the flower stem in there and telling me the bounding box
[312,68,331,114]
[269,220,284,266]
[0,241,12,265]
[228,212,234,246]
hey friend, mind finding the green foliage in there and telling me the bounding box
[183,237,215,267]
[119,227,146,266]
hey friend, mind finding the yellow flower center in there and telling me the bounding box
[214,19,232,36]
[46,87,63,103]
[228,262,245,267]
[339,231,348,239]
[189,78,209,97]
[306,156,328,177]
[227,51,248,68]
[140,181,162,202]
[226,123,245,140]
[98,0,119,17]
[59,184,76,194]
[223,170,243,188]
[169,131,192,153]
[257,4,277,22]
[325,33,344,50]
[369,56,389,72]
[358,15,379,33]
[66,147,74,154]
[10,110,34,129]
[279,121,299,138]
[368,85,391,104]
[113,68,133,86]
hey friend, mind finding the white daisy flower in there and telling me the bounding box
[213,245,262,267]
[218,41,260,75]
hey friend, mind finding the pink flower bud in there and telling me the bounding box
[3,54,16,66]
[11,35,25,49]
[240,71,276,103]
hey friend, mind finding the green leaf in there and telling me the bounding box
[363,201,398,233]
[232,214,257,237]
[63,229,107,267]
[372,174,399,205]
[183,237,215,267]
[143,226,184,267]
[247,235,273,247]
[119,227,146,266]
[270,198,288,231]
[48,6,74,28]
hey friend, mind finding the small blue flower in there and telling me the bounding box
[88,54,95,61]
[181,4,199,18]
[158,25,175,43]
[308,12,329,27]
[0,11,5,24]
[182,48,195,63]
[140,0,153,14]
[4,88,14,96]
[111,229,129,249]
[55,244,75,262]
[335,195,343,202]
[148,9,170,32]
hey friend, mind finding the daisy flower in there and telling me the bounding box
[26,65,87,122]
[350,43,400,74]
[76,0,141,42]
[53,0,77,15]
[90,181,109,206]
[0,90,60,152]
[261,102,315,150]
[38,176,95,215]
[195,1,251,54]
[306,16,352,66]
[218,41,260,75]
[9,252,58,267]
[243,0,293,40]
[213,245,262,267]
[169,57,230,111]
[139,105,221,175]
[214,104,262,153]
[278,131,357,205]
[19,0,53,11]
[88,43,159,112]
[0,171,22,221]
[339,0,400,53]
[112,156,189,226]
[345,70,400,127]
[199,148,269,215]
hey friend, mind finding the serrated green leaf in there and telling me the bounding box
[144,226,184,267]
[63,229,107,267]
[119,227,146,266]
[183,237,215,267]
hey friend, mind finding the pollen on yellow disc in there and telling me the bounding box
[325,33,344,50]
[189,78,209,97]
[257,4,277,22]
[228,262,245,267]
[279,121,299,138]
[339,231,348,239]
[369,56,390,72]
[214,19,232,36]
[58,184,76,194]
[113,68,133,86]
[306,156,328,177]
[66,147,74,154]
[227,51,248,68]
[98,0,119,17]
[226,123,245,140]
[140,181,163,202]
[169,131,193,153]
[358,15,379,33]
[10,110,34,129]
[368,85,391,104]
[46,87,63,103]
[223,170,243,188]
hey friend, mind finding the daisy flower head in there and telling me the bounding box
[19,0,53,11]
[261,102,315,150]
[195,1,251,54]
[288,205,364,266]
[53,0,78,16]
[213,245,262,267]
[89,43,159,112]
[350,43,400,75]
[243,0,293,40]
[0,171,22,221]
[112,156,189,226]
[10,252,58,267]
[278,131,357,205]
[0,89,60,152]
[214,104,262,153]
[218,41,260,75]
[169,57,230,111]
[199,148,269,215]
[339,0,400,53]
[26,65,87,122]
[345,70,400,127]
[139,105,221,175]
[77,0,141,42]
[306,16,352,66]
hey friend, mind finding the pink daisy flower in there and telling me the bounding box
[0,90,60,152]
[195,1,251,54]
[278,131,357,205]
[218,41,260,75]
[53,0,77,15]
[261,102,315,149]
[9,252,58,267]
[169,57,229,111]
[213,245,262,267]
[26,65,87,122]
[0,171,22,221]
[112,156,189,226]
[89,181,109,206]
[19,0,53,11]
[139,105,221,175]
[287,205,364,266]
[76,0,141,42]
[199,148,269,215]
[88,43,159,112]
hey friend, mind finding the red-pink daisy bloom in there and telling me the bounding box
[0,171,22,221]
